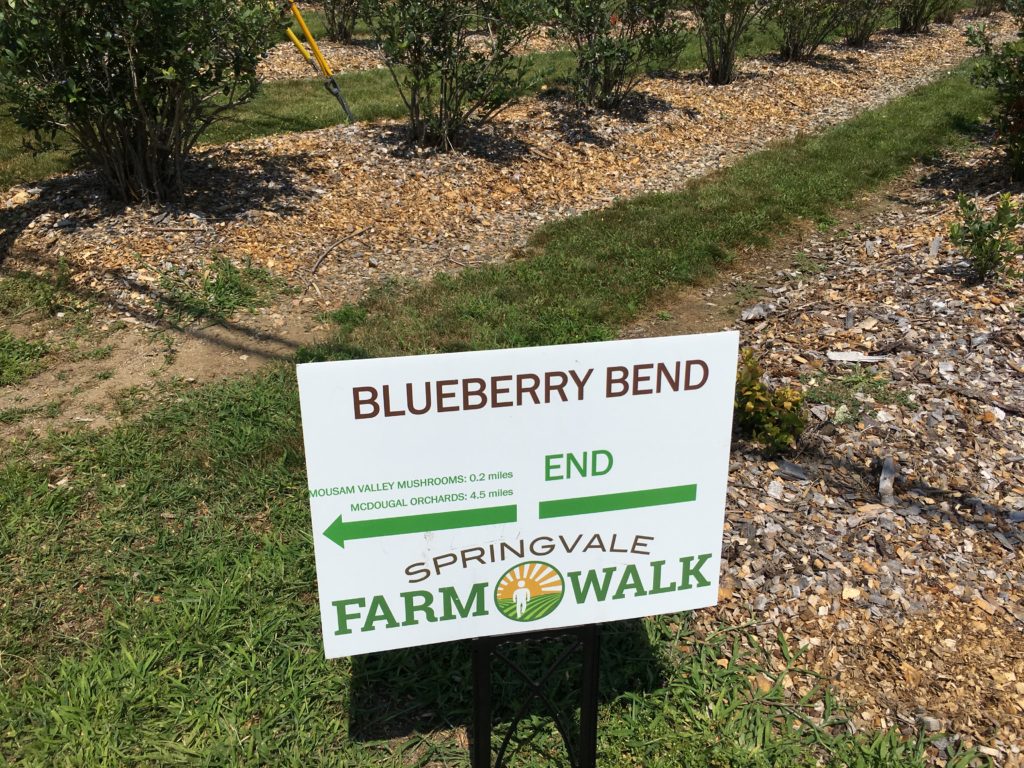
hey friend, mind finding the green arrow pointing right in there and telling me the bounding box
[539,484,697,520]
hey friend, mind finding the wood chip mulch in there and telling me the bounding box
[2,14,1015,323]
[256,28,564,82]
[676,146,1022,764]
[258,38,385,81]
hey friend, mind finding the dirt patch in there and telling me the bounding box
[0,296,324,440]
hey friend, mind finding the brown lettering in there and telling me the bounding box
[516,373,541,405]
[685,359,709,390]
[463,378,487,410]
[436,379,459,412]
[545,371,569,403]
[491,375,513,407]
[569,368,594,400]
[382,386,405,417]
[657,361,681,392]
[632,363,654,395]
[606,366,629,397]
[353,387,380,420]
[631,535,654,555]
[406,382,432,415]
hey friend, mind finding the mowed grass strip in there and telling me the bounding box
[0,72,995,767]
[335,68,992,358]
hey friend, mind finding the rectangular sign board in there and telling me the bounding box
[297,332,739,658]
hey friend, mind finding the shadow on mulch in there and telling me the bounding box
[779,51,862,76]
[654,66,778,88]
[332,36,382,52]
[759,435,1024,537]
[347,619,664,743]
[0,147,314,356]
[536,86,678,148]
[919,143,1024,199]
[0,146,312,269]
[375,123,532,165]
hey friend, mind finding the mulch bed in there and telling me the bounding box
[258,38,385,81]
[2,15,1014,325]
[256,28,564,82]
[678,147,1022,763]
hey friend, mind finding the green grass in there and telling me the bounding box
[0,331,48,387]
[283,8,330,41]
[0,70,997,767]
[804,366,917,422]
[158,256,287,325]
[0,400,61,424]
[0,107,74,192]
[282,9,375,43]
[0,263,76,319]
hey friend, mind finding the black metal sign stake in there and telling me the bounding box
[471,624,601,768]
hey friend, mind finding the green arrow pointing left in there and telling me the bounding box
[323,504,517,549]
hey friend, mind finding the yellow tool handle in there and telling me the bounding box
[285,27,313,62]
[289,1,334,78]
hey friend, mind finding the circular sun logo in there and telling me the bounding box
[494,561,564,622]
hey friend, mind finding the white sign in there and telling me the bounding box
[297,332,739,658]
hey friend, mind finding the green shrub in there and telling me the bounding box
[550,0,686,108]
[323,0,361,41]
[949,193,1022,282]
[765,0,846,60]
[734,351,806,455]
[968,1,1024,178]
[843,0,892,46]
[683,0,768,85]
[364,0,542,148]
[0,0,281,203]
[894,0,956,33]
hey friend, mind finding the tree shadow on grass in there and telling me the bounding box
[348,619,665,746]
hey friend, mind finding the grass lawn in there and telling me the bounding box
[0,106,75,193]
[282,8,376,42]
[0,68,995,767]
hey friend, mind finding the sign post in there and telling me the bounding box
[470,624,600,768]
[297,332,739,761]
